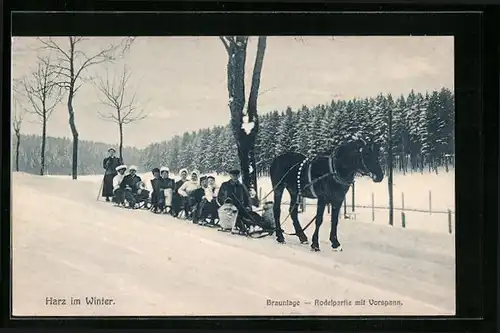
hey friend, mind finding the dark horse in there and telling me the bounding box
[270,137,384,251]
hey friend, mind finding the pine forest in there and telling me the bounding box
[12,88,455,176]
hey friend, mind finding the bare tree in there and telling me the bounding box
[12,98,24,172]
[94,65,147,161]
[219,36,267,201]
[37,37,135,179]
[17,56,64,175]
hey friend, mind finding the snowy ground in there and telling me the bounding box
[12,172,455,316]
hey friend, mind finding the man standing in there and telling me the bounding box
[102,148,122,202]
[216,169,252,234]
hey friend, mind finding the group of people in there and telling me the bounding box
[101,147,271,234]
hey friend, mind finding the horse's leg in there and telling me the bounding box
[289,190,308,244]
[329,202,343,251]
[311,198,326,251]
[273,186,286,243]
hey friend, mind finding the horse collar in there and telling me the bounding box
[329,151,352,187]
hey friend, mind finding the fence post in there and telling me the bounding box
[371,192,375,222]
[259,187,262,202]
[428,190,432,215]
[351,181,355,212]
[448,209,452,234]
[401,212,406,228]
[401,192,405,212]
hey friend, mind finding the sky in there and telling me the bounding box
[11,36,454,148]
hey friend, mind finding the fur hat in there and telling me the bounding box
[191,170,199,176]
[179,168,188,175]
[116,165,127,171]
[199,176,207,183]
[129,165,137,171]
[206,175,215,181]
[160,166,169,173]
[108,147,116,153]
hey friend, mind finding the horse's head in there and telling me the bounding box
[354,138,384,182]
[336,136,384,183]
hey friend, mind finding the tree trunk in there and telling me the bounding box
[68,93,79,180]
[242,36,266,201]
[387,106,394,226]
[40,113,47,176]
[119,122,124,162]
[223,36,266,205]
[15,131,20,172]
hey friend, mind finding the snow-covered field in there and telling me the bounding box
[12,171,455,316]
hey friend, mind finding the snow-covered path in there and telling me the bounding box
[12,173,455,316]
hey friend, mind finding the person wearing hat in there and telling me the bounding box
[216,169,252,233]
[102,148,123,202]
[199,175,219,225]
[150,167,164,213]
[121,166,149,207]
[177,170,201,219]
[159,167,175,214]
[190,175,207,224]
[172,168,189,217]
[112,164,127,205]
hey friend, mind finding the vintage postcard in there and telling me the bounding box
[11,36,455,316]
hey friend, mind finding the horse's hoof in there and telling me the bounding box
[311,244,321,252]
[331,244,343,252]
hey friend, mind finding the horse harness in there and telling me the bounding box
[296,153,349,202]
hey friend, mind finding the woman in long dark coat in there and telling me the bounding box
[102,148,122,202]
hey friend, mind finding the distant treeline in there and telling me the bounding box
[13,88,454,176]
[12,134,143,175]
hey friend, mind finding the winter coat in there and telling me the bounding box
[103,156,122,176]
[150,178,162,193]
[160,177,175,190]
[177,180,200,197]
[113,173,125,191]
[216,180,250,208]
[122,174,142,192]
[174,179,186,192]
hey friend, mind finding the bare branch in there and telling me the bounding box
[16,55,64,121]
[37,37,71,62]
[94,64,147,127]
[12,97,24,132]
[38,36,135,92]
